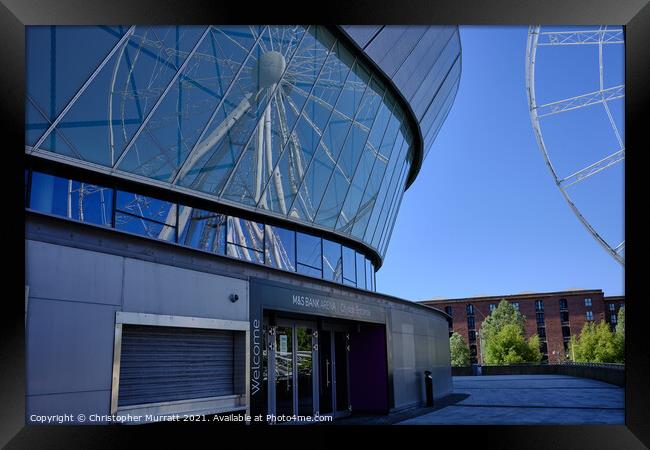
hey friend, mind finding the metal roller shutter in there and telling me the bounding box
[118,325,235,407]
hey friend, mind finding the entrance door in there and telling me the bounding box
[274,325,293,416]
[319,325,351,417]
[318,330,333,414]
[266,319,351,420]
[334,331,350,413]
[270,319,317,419]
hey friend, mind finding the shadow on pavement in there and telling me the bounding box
[323,393,471,425]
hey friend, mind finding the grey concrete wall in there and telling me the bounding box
[25,239,248,423]
[389,304,452,411]
[26,213,452,421]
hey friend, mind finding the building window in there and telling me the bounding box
[611,314,617,324]
[116,191,178,243]
[342,246,356,286]
[467,316,476,329]
[559,298,568,310]
[609,303,616,311]
[585,311,593,321]
[356,253,367,290]
[535,300,544,311]
[323,239,343,283]
[365,258,374,291]
[562,326,571,338]
[26,169,382,290]
[468,330,476,342]
[29,172,114,227]
[540,341,548,355]
[488,304,496,312]
[536,312,545,325]
[466,304,474,315]
[226,217,264,264]
[178,208,226,255]
[264,225,296,271]
[296,232,323,278]
[584,298,592,307]
[560,311,569,323]
[444,306,453,317]
[537,327,546,339]
[511,302,519,310]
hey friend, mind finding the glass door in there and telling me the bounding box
[319,330,333,414]
[334,331,350,413]
[296,326,314,416]
[275,325,293,416]
[319,325,351,417]
[269,319,317,419]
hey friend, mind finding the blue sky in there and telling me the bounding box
[378,25,625,301]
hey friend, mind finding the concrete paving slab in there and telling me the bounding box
[398,375,624,425]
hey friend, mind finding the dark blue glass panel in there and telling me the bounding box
[26,26,128,145]
[297,263,322,278]
[341,26,382,48]
[265,225,296,271]
[296,231,322,269]
[178,206,226,254]
[115,212,176,242]
[322,239,342,282]
[356,252,366,289]
[29,171,114,227]
[115,190,177,241]
[342,246,356,284]
[392,26,456,101]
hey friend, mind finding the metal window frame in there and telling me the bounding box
[110,311,250,421]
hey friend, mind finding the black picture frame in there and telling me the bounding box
[1,0,647,447]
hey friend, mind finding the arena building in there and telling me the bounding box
[24,25,462,422]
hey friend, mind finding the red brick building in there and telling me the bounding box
[420,290,625,364]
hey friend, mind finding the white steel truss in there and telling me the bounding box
[536,29,624,46]
[526,25,625,266]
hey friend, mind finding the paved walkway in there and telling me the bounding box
[398,375,624,425]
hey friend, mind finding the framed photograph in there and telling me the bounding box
[2,0,646,447]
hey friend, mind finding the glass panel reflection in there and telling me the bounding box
[297,232,322,271]
[297,327,313,416]
[178,207,226,254]
[275,326,293,416]
[323,239,342,282]
[226,216,264,264]
[356,252,366,290]
[25,25,462,262]
[342,246,356,285]
[265,225,296,271]
[115,190,177,241]
[29,172,113,227]
[27,168,380,291]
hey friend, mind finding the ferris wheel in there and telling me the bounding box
[56,25,367,273]
[525,25,625,265]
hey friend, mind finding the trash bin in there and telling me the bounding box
[424,370,433,407]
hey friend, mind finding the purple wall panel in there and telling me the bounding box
[349,324,389,413]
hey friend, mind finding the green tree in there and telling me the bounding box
[569,320,623,363]
[480,300,541,365]
[614,306,625,363]
[450,332,471,367]
[480,300,526,344]
[484,323,542,365]
[615,306,625,336]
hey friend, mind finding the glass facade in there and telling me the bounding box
[26,169,377,290]
[25,25,461,264]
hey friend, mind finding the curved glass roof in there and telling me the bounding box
[25,25,459,262]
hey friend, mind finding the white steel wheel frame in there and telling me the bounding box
[525,25,625,266]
